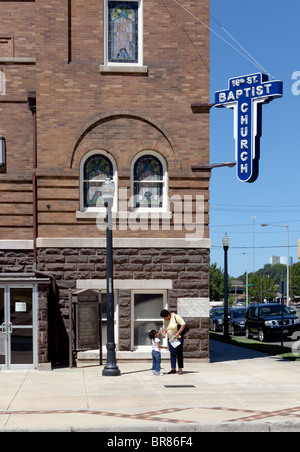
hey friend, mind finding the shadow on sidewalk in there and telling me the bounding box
[210,339,270,363]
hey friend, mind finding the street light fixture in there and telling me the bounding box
[261,223,290,307]
[191,162,236,172]
[102,177,120,376]
[222,233,230,339]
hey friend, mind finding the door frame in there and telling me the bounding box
[0,284,38,370]
[131,289,168,351]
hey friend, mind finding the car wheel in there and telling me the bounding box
[245,327,252,339]
[258,328,267,342]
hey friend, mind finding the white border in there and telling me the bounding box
[0,240,33,249]
[77,279,173,290]
[0,238,211,249]
[36,238,211,249]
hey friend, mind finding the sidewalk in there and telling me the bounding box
[1,340,300,432]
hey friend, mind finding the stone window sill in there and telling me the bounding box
[100,65,148,74]
[76,210,172,220]
[0,58,36,64]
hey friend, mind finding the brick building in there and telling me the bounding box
[0,0,211,370]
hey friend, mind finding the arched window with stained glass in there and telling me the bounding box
[133,153,166,209]
[83,154,114,208]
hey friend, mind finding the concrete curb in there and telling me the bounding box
[1,421,300,432]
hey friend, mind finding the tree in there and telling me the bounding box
[210,263,224,301]
[248,273,277,303]
[260,263,287,285]
[291,262,300,298]
[238,263,287,285]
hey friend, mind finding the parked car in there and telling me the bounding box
[228,307,247,335]
[209,307,224,332]
[245,303,300,342]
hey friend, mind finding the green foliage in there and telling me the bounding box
[211,261,300,302]
[259,263,288,284]
[210,263,224,301]
[291,262,300,298]
[247,273,277,302]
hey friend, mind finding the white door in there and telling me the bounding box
[0,285,38,370]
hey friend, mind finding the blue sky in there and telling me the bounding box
[209,0,300,277]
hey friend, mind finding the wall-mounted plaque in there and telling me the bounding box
[177,298,210,318]
[75,302,99,351]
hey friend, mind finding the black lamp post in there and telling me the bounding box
[102,177,120,376]
[223,233,230,340]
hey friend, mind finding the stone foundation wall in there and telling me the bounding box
[37,246,210,361]
[37,247,210,298]
[0,250,34,273]
[38,286,49,364]
[0,247,210,363]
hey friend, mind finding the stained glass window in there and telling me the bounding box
[83,154,113,208]
[133,155,164,208]
[108,1,138,63]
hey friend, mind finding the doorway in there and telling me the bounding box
[0,285,38,369]
[131,290,167,349]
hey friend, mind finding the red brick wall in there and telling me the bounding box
[0,0,35,240]
[35,0,210,240]
[0,0,210,242]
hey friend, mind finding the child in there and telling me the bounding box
[148,329,167,376]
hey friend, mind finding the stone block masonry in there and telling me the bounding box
[36,246,210,361]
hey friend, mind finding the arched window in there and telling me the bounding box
[80,151,117,211]
[132,152,167,210]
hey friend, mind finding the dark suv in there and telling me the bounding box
[245,303,300,342]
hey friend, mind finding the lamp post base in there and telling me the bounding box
[102,344,120,376]
[102,364,121,377]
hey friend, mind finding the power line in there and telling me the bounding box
[212,245,298,250]
[211,203,300,209]
[210,15,274,79]
[210,219,300,228]
[170,0,274,78]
